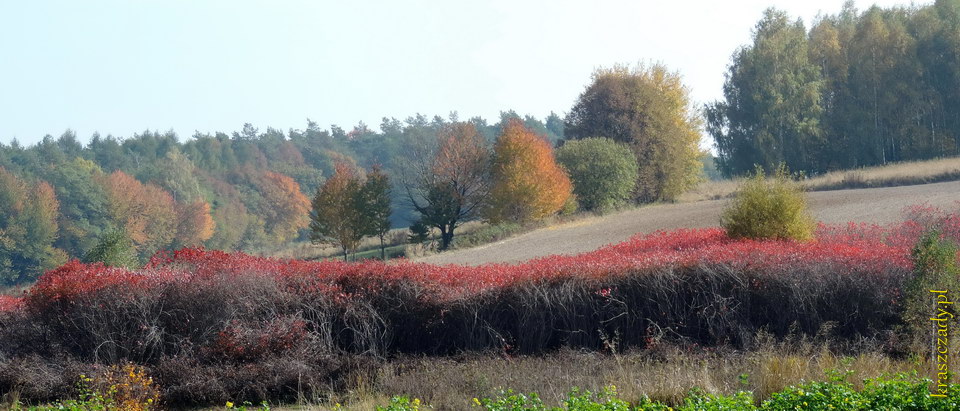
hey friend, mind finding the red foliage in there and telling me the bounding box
[0,295,22,312]
[20,219,931,311]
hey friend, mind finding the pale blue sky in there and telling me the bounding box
[0,0,926,147]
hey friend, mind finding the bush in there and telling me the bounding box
[721,165,814,241]
[902,230,960,351]
[556,138,639,212]
[451,222,525,249]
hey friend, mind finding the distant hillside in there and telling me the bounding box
[0,111,563,271]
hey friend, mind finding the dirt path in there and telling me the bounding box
[417,181,960,266]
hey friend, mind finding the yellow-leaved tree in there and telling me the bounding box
[486,119,572,223]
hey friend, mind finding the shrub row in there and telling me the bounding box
[0,206,956,405]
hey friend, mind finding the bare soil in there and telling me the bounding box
[418,180,960,266]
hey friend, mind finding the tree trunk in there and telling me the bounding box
[439,226,455,251]
[379,235,386,260]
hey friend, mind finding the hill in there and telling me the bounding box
[418,180,960,265]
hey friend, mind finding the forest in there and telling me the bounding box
[708,0,960,176]
[0,112,567,284]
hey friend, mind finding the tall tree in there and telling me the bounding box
[566,64,704,202]
[100,170,177,258]
[707,8,824,176]
[362,165,392,259]
[0,168,66,284]
[310,163,366,260]
[174,200,216,248]
[252,171,311,243]
[486,119,572,223]
[402,122,491,250]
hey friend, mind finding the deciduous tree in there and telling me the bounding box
[556,137,639,212]
[253,171,311,243]
[0,168,66,284]
[402,122,491,250]
[566,64,703,202]
[486,119,572,223]
[310,163,366,260]
[362,165,392,259]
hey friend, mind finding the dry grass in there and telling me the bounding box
[261,338,925,410]
[680,156,960,202]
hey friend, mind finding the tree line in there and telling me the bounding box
[0,112,565,283]
[707,0,960,176]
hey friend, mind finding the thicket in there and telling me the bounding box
[0,216,937,405]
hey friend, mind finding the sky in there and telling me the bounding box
[0,0,929,148]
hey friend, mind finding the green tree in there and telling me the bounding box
[0,168,66,284]
[310,163,366,260]
[707,8,825,177]
[721,165,815,241]
[43,157,111,258]
[556,138,639,212]
[83,228,139,269]
[362,165,392,260]
[566,63,703,202]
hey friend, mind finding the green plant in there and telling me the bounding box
[903,230,960,352]
[721,164,814,241]
[761,380,865,410]
[556,138,639,212]
[82,228,139,269]
[475,389,548,410]
[861,373,955,410]
[678,389,756,411]
[376,396,428,410]
[562,386,633,411]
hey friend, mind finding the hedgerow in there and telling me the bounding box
[0,205,957,405]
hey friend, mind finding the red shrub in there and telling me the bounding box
[0,295,21,312]
[4,208,955,405]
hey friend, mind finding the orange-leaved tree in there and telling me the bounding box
[100,171,177,257]
[486,119,572,223]
[175,200,216,248]
[253,170,311,243]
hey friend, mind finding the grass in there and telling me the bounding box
[209,338,928,410]
[679,156,960,202]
